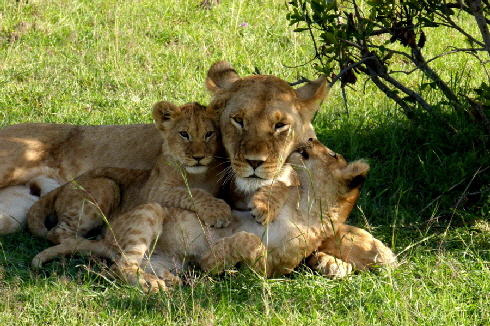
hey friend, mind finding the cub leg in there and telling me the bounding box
[248,181,290,225]
[32,203,175,293]
[309,224,397,273]
[108,203,177,293]
[306,252,353,279]
[31,237,113,269]
[200,231,267,276]
[29,177,119,243]
[155,186,231,228]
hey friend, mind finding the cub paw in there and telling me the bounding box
[196,198,231,228]
[307,253,353,279]
[200,239,232,274]
[140,273,169,293]
[248,198,279,225]
[112,264,168,293]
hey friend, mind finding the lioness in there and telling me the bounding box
[205,61,328,224]
[28,101,231,244]
[32,140,396,291]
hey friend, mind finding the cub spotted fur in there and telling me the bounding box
[28,101,231,244]
[32,140,396,291]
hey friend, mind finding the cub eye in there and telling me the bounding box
[232,117,244,127]
[205,131,214,139]
[179,131,189,139]
[298,149,309,160]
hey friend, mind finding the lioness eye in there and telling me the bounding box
[205,131,214,139]
[232,117,244,127]
[179,131,189,139]
[275,122,288,131]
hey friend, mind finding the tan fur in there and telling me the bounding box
[0,123,162,188]
[32,140,395,292]
[28,102,231,244]
[206,61,329,224]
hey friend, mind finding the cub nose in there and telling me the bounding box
[246,160,264,169]
[193,155,205,162]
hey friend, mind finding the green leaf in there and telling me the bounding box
[293,27,310,33]
[421,82,438,91]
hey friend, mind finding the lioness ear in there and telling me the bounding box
[295,75,329,122]
[153,101,180,131]
[206,60,241,94]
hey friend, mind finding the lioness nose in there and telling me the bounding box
[246,160,264,169]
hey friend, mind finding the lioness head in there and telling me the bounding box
[206,61,329,193]
[153,101,220,174]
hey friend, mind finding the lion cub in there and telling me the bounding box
[28,101,231,244]
[32,140,395,292]
[200,139,396,277]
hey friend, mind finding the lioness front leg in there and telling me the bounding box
[249,181,289,225]
[310,224,397,272]
[200,231,267,275]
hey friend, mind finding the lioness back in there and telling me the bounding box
[0,123,161,188]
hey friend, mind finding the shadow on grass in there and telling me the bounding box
[314,109,489,228]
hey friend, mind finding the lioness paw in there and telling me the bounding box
[196,198,231,228]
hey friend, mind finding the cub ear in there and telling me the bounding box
[206,60,241,94]
[294,75,329,122]
[153,101,180,131]
[338,160,370,190]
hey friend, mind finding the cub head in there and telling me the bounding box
[153,101,220,174]
[291,139,370,224]
[206,61,328,193]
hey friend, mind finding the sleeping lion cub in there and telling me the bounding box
[28,101,231,245]
[32,140,395,292]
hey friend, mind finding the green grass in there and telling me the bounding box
[1,0,489,325]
